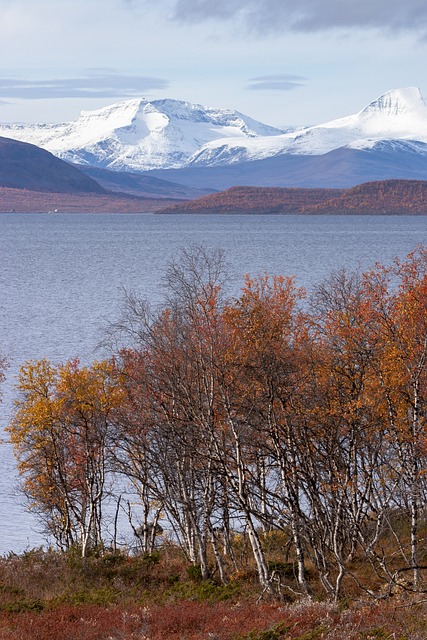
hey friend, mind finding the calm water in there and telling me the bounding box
[1,212,427,553]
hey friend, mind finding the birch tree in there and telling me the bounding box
[363,248,427,589]
[8,359,121,556]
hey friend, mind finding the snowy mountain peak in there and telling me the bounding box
[186,87,427,166]
[62,96,284,142]
[79,97,147,120]
[75,98,150,137]
[359,87,426,118]
[0,97,283,171]
[348,86,427,141]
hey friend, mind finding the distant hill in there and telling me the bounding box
[146,144,427,191]
[157,180,427,215]
[78,165,214,200]
[0,136,106,194]
[0,136,187,212]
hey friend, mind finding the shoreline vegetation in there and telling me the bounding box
[2,179,427,214]
[3,245,427,638]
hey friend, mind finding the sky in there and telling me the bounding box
[1,0,427,128]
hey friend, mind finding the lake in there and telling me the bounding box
[1,212,427,553]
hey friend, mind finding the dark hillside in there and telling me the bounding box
[0,137,106,194]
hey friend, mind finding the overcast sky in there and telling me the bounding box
[2,0,427,127]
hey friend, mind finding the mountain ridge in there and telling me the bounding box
[2,88,427,174]
[2,88,427,192]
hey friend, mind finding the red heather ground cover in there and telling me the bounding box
[0,598,426,640]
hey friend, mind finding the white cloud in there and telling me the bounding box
[0,73,169,100]
[247,75,307,91]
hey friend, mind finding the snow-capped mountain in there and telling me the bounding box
[1,88,427,175]
[188,87,427,166]
[0,98,283,172]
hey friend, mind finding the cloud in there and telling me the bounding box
[163,0,427,35]
[0,72,169,100]
[247,75,306,91]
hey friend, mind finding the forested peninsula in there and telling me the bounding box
[158,179,427,215]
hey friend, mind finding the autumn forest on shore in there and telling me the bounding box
[2,245,427,638]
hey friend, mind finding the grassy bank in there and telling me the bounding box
[0,546,426,640]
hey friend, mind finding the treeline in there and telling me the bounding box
[7,245,427,600]
[308,179,427,214]
[158,186,342,214]
[158,180,427,214]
